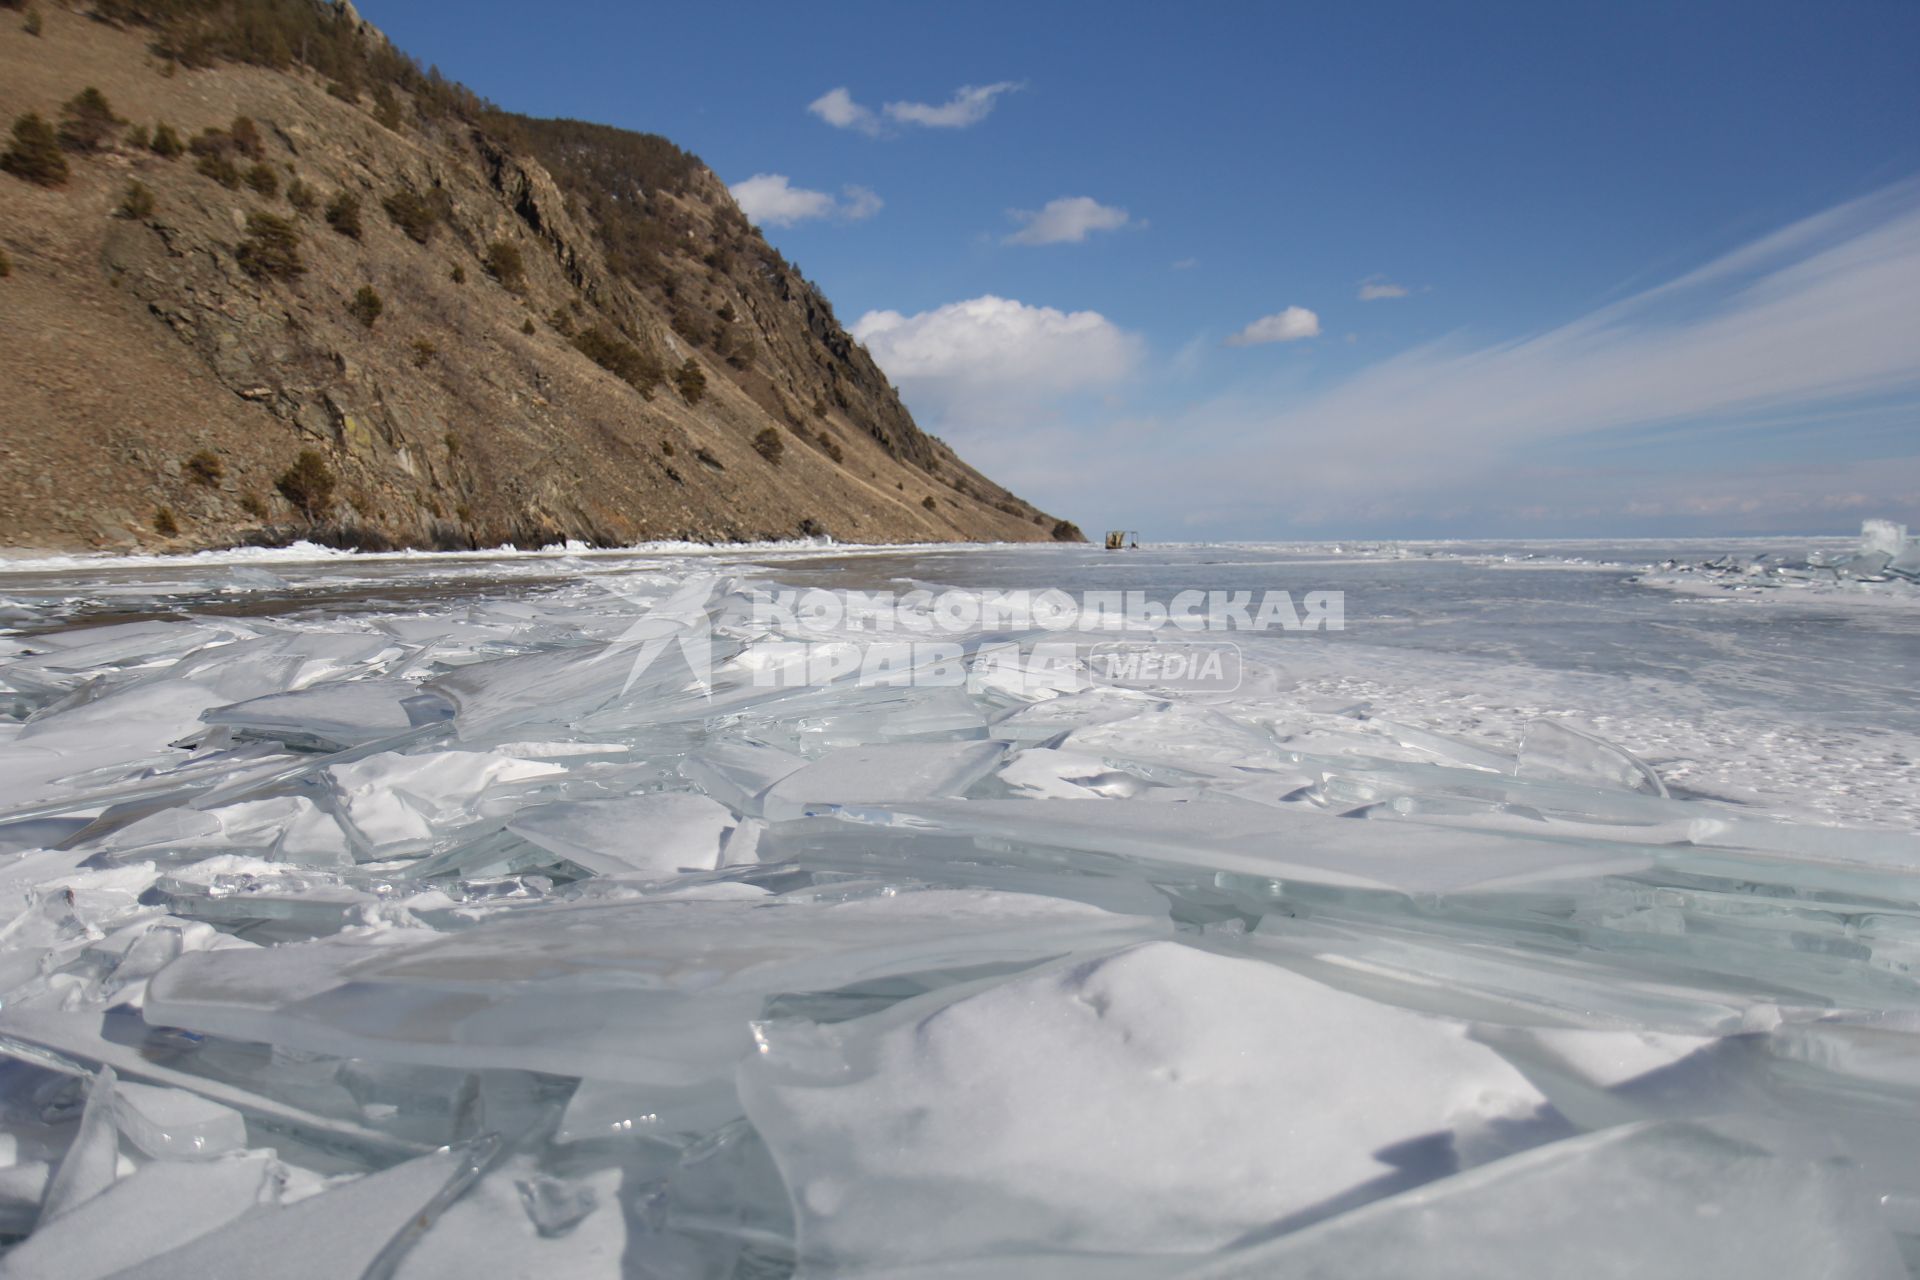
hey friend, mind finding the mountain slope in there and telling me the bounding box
[0,1,1081,551]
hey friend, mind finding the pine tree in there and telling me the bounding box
[1,113,68,186]
[57,88,121,152]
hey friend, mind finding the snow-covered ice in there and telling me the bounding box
[0,535,1914,1275]
[740,942,1551,1266]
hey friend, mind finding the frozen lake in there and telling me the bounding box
[0,538,1917,1276]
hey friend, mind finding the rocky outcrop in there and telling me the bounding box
[0,4,1077,551]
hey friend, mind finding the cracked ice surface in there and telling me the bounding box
[0,540,1916,1277]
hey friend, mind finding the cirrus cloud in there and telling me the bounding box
[1224,307,1322,346]
[1009,179,1920,536]
[729,174,883,228]
[1358,276,1410,300]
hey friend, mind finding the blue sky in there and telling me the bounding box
[369,1,1920,538]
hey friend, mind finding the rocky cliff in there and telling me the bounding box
[0,1,1080,551]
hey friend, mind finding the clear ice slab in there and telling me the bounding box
[1174,1119,1904,1280]
[200,679,449,751]
[107,1144,482,1280]
[506,792,734,879]
[1516,719,1667,796]
[144,889,1166,1086]
[821,795,1652,894]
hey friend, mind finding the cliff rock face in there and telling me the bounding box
[0,3,1080,551]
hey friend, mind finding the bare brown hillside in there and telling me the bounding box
[0,2,1082,551]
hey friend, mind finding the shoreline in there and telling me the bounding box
[0,535,1066,576]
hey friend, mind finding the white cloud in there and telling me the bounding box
[1254,182,1920,469]
[1358,276,1410,300]
[1224,307,1322,346]
[841,185,883,220]
[729,174,883,228]
[1171,258,1198,270]
[852,295,1141,414]
[731,175,834,226]
[1004,196,1133,246]
[808,87,880,136]
[1010,180,1920,534]
[884,82,1023,129]
[809,82,1021,135]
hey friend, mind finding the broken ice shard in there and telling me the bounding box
[1515,718,1667,795]
[107,1144,478,1280]
[2,1154,276,1280]
[328,749,564,857]
[113,1079,249,1160]
[507,792,734,879]
[143,890,1166,1086]
[37,1065,118,1225]
[201,679,449,751]
[1174,1119,1904,1279]
[757,741,1006,821]
[515,1173,599,1237]
[823,795,1650,894]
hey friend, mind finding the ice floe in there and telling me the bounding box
[1634,518,1920,607]
[0,541,1913,1273]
